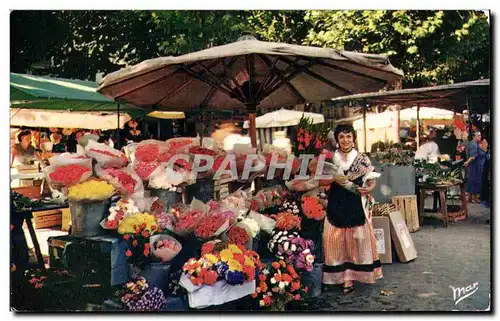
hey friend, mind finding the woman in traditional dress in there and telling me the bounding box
[465,131,485,203]
[319,124,382,294]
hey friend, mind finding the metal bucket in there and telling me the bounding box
[69,200,110,237]
[301,263,323,298]
[149,189,182,209]
[186,179,215,203]
[130,262,172,293]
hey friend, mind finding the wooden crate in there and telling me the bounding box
[33,209,62,229]
[391,195,420,233]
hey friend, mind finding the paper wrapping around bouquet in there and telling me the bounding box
[179,274,256,309]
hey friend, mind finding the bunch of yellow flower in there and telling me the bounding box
[68,179,115,201]
[117,213,159,235]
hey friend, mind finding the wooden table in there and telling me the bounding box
[12,204,69,270]
[417,183,467,227]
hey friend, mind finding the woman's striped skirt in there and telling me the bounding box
[322,218,383,285]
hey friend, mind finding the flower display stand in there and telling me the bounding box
[47,234,129,286]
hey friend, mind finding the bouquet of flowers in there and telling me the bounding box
[279,198,301,215]
[293,116,329,157]
[252,260,307,311]
[85,140,128,168]
[67,179,115,202]
[194,211,230,240]
[153,211,175,230]
[117,213,159,235]
[267,230,315,272]
[270,212,302,231]
[95,165,144,198]
[46,154,94,188]
[47,164,93,187]
[250,186,286,214]
[122,221,158,268]
[301,195,325,220]
[102,198,139,230]
[118,275,166,311]
[150,234,182,263]
[226,226,250,246]
[166,199,208,237]
[182,243,262,287]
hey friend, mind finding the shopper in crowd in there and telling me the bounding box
[11,130,40,167]
[465,131,485,203]
[50,132,66,153]
[479,137,490,208]
[123,119,144,144]
[316,124,382,294]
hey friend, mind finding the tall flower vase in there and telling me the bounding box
[270,295,289,312]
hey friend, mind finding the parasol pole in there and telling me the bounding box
[416,103,420,148]
[117,103,121,149]
[363,101,367,153]
[247,104,258,149]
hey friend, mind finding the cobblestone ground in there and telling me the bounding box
[291,203,491,312]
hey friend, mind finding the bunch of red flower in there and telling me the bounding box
[104,168,137,194]
[301,196,325,220]
[252,260,307,310]
[123,222,157,268]
[135,144,160,162]
[175,210,204,232]
[49,164,91,186]
[226,226,249,246]
[271,212,302,231]
[194,212,228,239]
[89,148,128,163]
[134,161,161,181]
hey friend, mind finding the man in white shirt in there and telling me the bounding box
[414,129,440,162]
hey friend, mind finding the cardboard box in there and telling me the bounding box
[388,211,418,263]
[371,216,393,264]
[61,208,71,232]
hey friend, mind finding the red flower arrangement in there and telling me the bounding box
[135,144,160,162]
[271,212,302,231]
[293,116,329,157]
[134,161,160,181]
[49,164,91,186]
[104,168,137,194]
[194,213,228,239]
[175,210,204,232]
[226,226,249,246]
[301,196,325,220]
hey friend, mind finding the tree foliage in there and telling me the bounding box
[304,10,490,87]
[10,10,490,87]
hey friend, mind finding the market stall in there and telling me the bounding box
[12,36,405,311]
[242,108,324,149]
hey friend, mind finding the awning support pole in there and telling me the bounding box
[416,104,420,149]
[397,106,401,144]
[466,90,472,135]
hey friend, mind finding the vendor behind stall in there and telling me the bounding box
[414,128,440,162]
[11,130,41,187]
